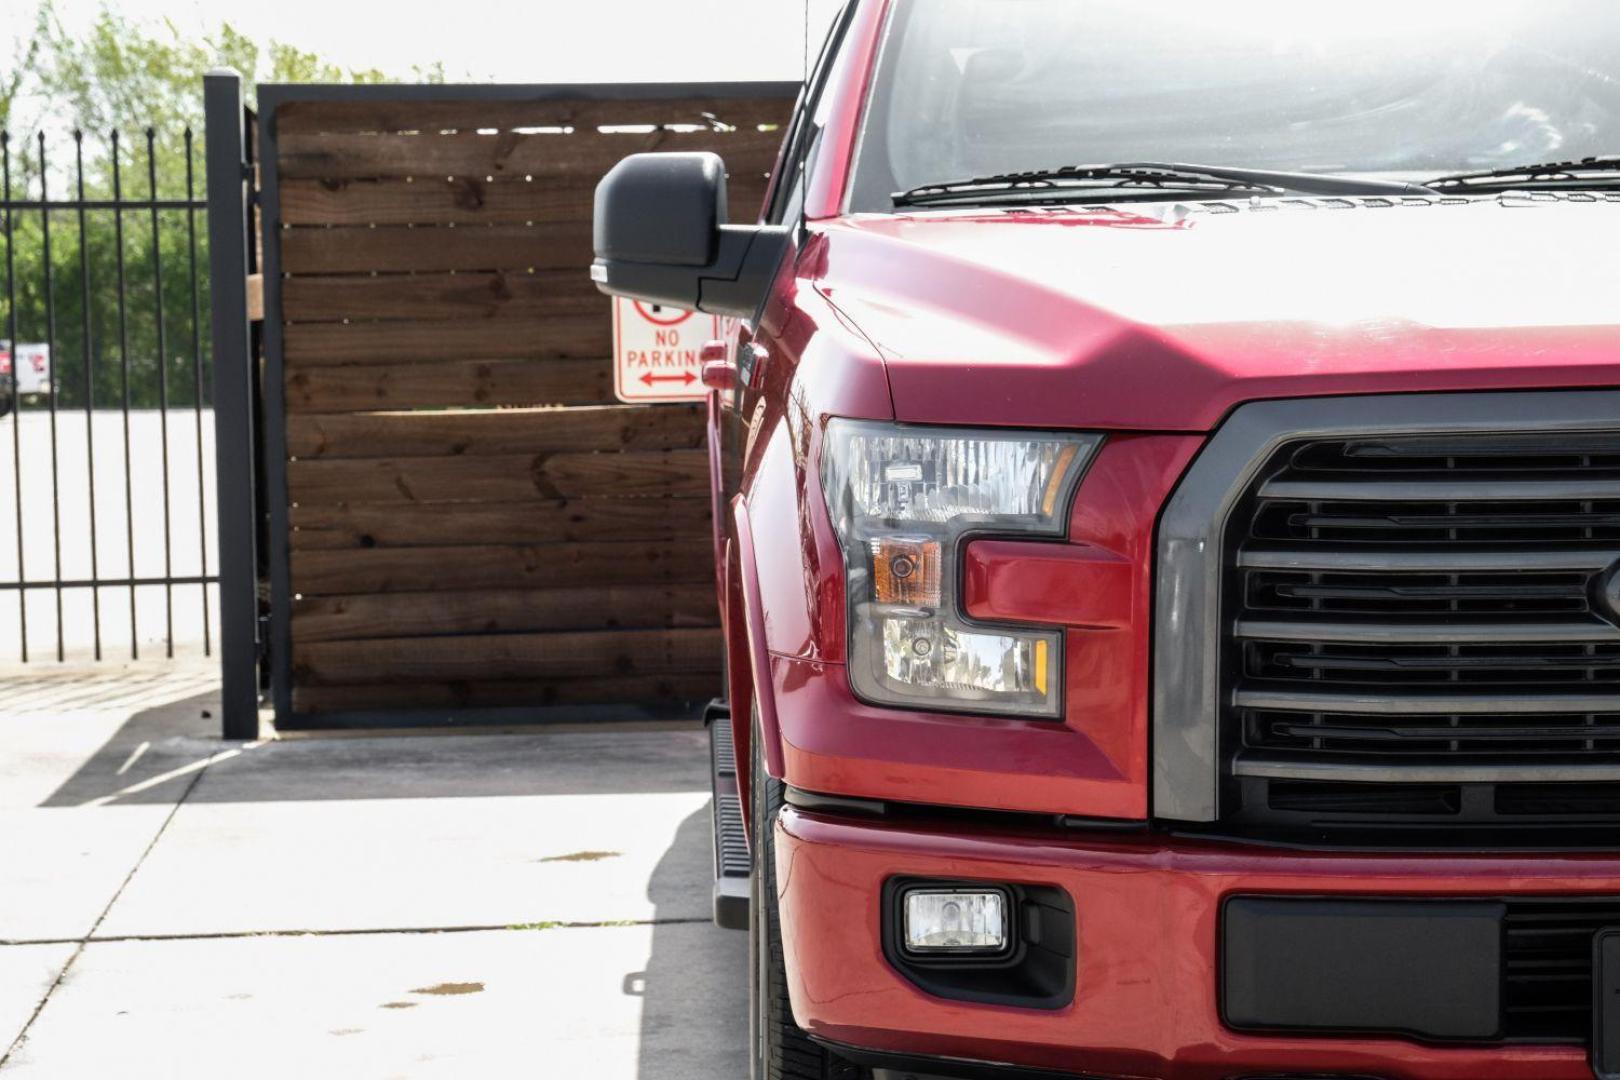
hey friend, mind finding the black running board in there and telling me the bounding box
[706,699,750,931]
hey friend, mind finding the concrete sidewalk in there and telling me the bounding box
[0,664,746,1079]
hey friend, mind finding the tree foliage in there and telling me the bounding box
[2,2,439,410]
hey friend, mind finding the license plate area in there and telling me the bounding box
[1223,897,1505,1041]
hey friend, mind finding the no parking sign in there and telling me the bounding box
[612,297,723,404]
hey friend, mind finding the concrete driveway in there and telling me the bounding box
[0,664,747,1079]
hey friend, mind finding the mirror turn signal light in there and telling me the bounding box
[701,340,737,391]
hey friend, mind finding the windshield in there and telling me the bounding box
[848,0,1620,211]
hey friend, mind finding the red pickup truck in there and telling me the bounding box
[594,3,1620,1077]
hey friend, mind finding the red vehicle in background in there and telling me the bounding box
[594,2,1620,1077]
[0,340,54,418]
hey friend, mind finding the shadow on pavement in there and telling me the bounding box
[35,688,219,808]
[635,806,750,1080]
[41,690,711,807]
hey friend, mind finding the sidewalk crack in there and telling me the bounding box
[0,917,711,948]
[0,749,216,1069]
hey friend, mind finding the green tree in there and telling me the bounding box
[2,2,439,411]
[1,10,45,132]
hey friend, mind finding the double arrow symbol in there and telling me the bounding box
[639,371,697,387]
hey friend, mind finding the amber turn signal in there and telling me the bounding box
[870,537,943,607]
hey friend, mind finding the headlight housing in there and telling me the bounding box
[820,420,1101,718]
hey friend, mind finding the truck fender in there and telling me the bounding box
[731,494,786,785]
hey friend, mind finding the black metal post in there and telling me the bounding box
[185,128,212,657]
[2,133,27,662]
[204,70,260,740]
[112,131,137,657]
[38,133,64,662]
[146,129,175,658]
[74,131,102,659]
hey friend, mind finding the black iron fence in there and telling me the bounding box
[1,125,217,663]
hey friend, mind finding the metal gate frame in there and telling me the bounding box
[207,75,798,736]
[203,71,261,740]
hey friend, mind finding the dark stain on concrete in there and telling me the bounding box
[539,850,621,863]
[380,1001,418,1010]
[410,982,485,997]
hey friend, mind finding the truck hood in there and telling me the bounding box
[809,195,1620,431]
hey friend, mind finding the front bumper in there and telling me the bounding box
[775,806,1620,1080]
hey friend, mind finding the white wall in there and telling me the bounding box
[0,410,219,664]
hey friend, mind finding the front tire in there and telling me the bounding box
[748,721,863,1080]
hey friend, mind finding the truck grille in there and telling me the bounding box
[1226,431,1620,829]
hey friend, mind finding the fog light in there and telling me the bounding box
[902,889,1008,954]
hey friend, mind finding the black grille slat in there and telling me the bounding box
[1312,433,1620,468]
[1269,648,1620,674]
[1265,575,1587,605]
[1263,478,1620,502]
[1265,780,1460,815]
[1498,784,1620,816]
[1268,720,1620,744]
[1239,690,1620,715]
[1254,499,1620,545]
[1241,547,1620,572]
[1236,619,1620,643]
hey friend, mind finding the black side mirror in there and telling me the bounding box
[592,152,790,320]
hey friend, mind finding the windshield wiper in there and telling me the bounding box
[1424,156,1620,193]
[892,162,1436,207]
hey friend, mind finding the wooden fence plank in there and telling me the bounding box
[277,129,783,181]
[292,584,717,642]
[275,97,792,136]
[292,627,723,684]
[279,177,770,227]
[291,498,712,550]
[292,671,722,713]
[288,450,710,504]
[282,270,601,320]
[285,358,611,413]
[282,178,596,226]
[284,318,610,366]
[291,538,714,595]
[286,404,704,459]
[280,226,595,276]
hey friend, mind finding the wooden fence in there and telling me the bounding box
[248,84,797,725]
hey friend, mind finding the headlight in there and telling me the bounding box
[820,420,1101,718]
